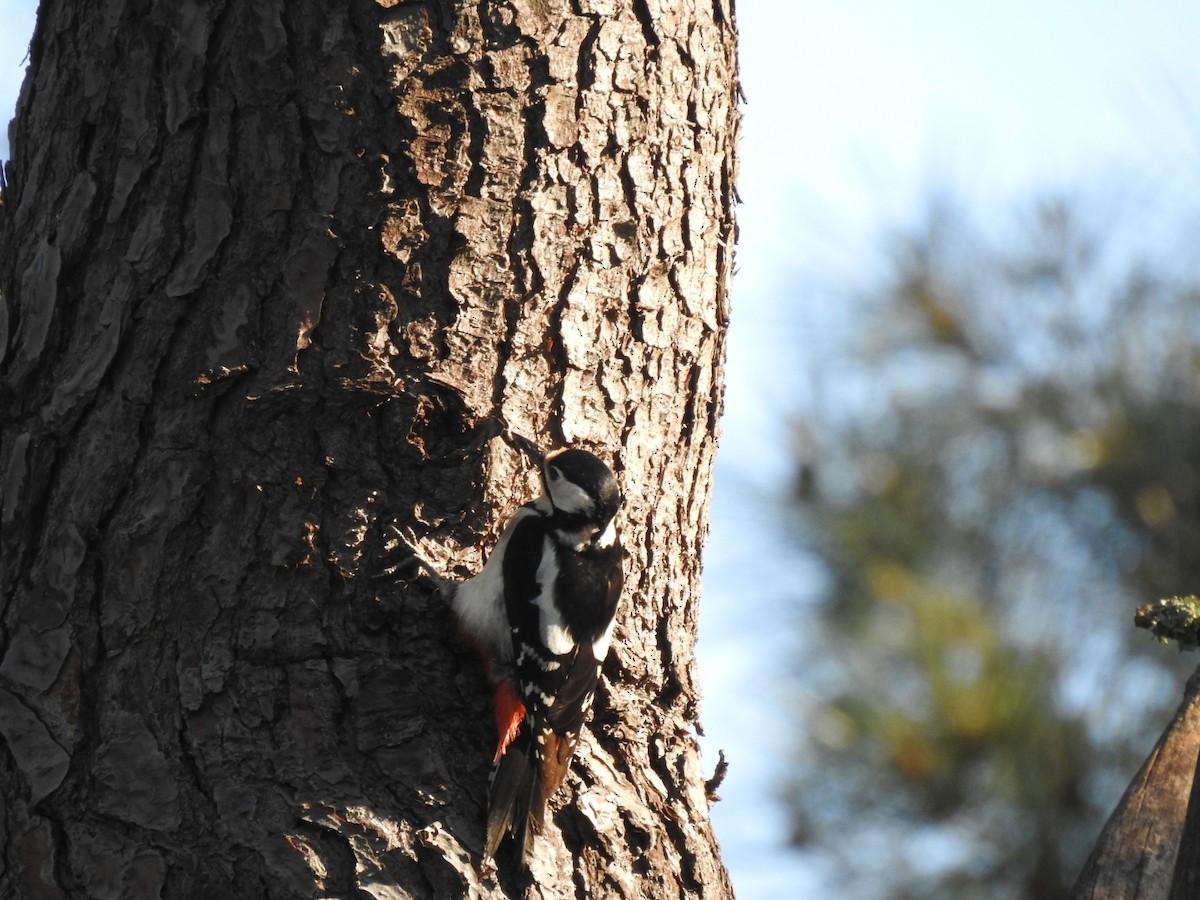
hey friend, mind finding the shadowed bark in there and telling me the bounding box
[0,0,739,897]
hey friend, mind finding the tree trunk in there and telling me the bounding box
[0,0,738,898]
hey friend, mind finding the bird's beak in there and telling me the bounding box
[505,431,545,468]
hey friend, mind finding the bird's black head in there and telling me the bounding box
[541,448,621,530]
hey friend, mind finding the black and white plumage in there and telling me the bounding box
[449,446,623,864]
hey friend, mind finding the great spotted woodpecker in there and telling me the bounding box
[395,445,623,864]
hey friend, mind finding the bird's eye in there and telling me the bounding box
[548,466,562,482]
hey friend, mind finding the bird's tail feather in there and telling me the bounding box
[484,729,538,863]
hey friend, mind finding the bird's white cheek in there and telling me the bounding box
[547,478,594,515]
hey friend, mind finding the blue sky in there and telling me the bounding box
[0,1,35,163]
[700,3,1200,897]
[4,0,1200,896]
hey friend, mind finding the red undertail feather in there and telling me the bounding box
[492,680,526,764]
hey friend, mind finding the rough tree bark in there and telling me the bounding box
[1073,598,1200,900]
[1070,666,1200,899]
[0,0,738,898]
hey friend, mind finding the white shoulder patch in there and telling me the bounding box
[592,616,617,660]
[533,538,575,655]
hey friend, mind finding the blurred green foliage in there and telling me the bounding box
[787,196,1200,898]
